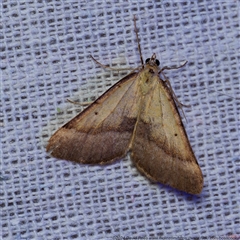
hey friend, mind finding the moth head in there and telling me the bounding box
[145,53,160,67]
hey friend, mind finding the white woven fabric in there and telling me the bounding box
[2,1,239,239]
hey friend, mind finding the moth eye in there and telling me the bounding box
[145,58,150,63]
[155,59,160,66]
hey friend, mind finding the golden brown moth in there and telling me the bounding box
[47,16,203,194]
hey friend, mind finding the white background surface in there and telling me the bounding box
[2,1,239,239]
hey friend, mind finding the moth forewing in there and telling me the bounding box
[130,64,203,194]
[47,72,140,164]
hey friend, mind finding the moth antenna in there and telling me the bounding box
[133,15,144,66]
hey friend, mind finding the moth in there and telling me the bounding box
[47,16,203,194]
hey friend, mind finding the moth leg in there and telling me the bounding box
[160,71,189,122]
[90,55,135,71]
[159,61,188,73]
[159,60,190,107]
[216,91,240,100]
[67,99,93,106]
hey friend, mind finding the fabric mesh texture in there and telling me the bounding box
[1,1,239,239]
